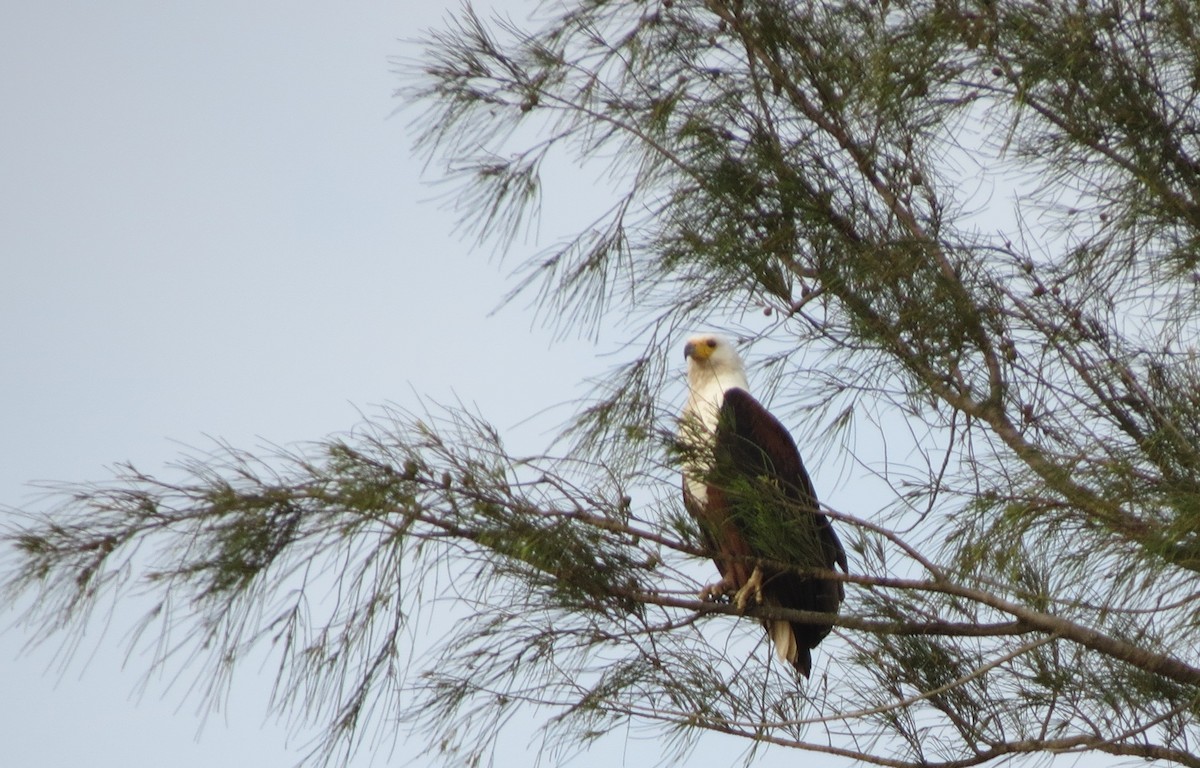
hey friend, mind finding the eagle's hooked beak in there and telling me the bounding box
[684,338,716,362]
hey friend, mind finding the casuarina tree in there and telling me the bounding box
[8,1,1200,766]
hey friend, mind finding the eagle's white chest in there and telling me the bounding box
[680,377,739,506]
[680,344,751,506]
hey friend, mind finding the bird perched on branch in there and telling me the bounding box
[679,333,846,677]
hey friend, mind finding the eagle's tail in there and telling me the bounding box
[766,616,812,678]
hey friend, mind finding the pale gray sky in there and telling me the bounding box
[0,2,814,767]
[0,3,1124,768]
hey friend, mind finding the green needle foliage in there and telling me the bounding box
[9,0,1200,766]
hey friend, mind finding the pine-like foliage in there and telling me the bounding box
[8,1,1200,766]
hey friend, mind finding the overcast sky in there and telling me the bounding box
[0,3,1127,768]
[0,2,820,767]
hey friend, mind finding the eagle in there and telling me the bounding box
[679,333,847,677]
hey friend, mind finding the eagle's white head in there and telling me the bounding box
[684,333,749,392]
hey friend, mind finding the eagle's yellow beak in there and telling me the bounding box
[684,339,716,361]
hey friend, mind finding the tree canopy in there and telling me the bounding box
[7,0,1200,766]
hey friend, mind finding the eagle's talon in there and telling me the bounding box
[699,576,735,602]
[733,565,765,613]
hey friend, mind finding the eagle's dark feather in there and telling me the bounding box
[693,387,846,677]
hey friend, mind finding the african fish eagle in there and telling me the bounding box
[679,333,846,677]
